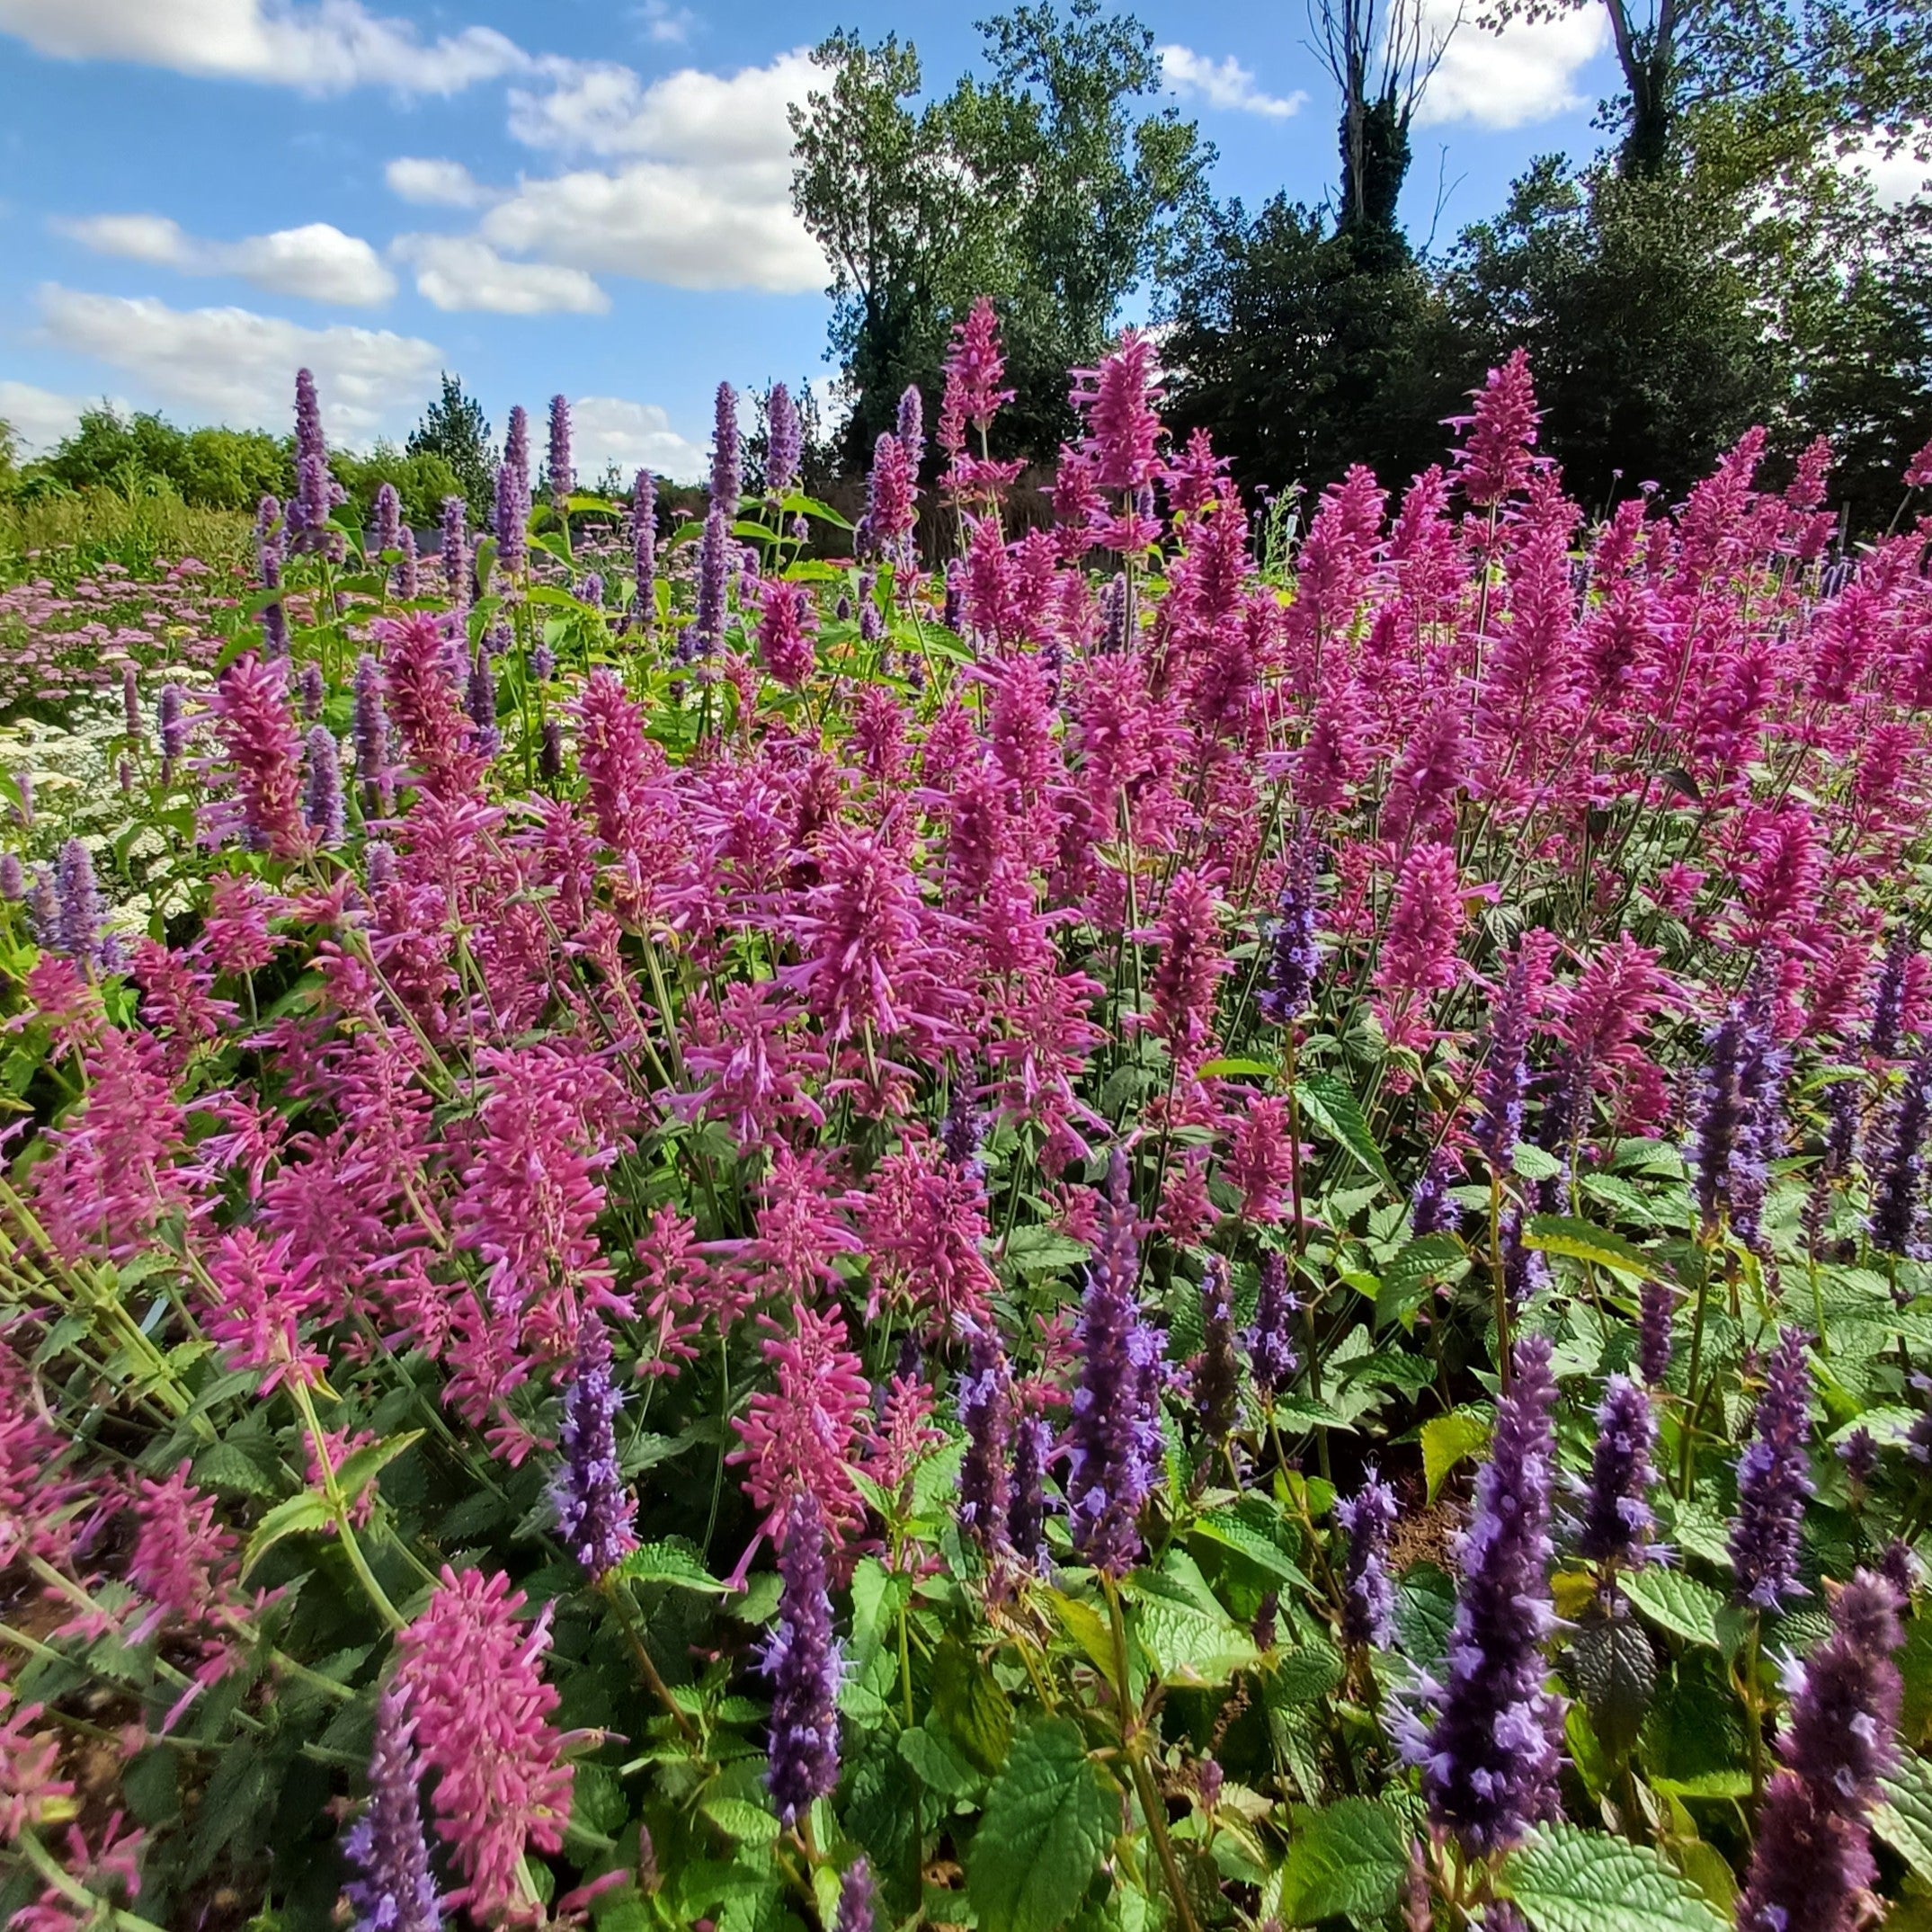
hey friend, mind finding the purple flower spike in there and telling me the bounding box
[547,393,573,515]
[343,1684,444,1932]
[301,728,345,849]
[690,504,730,660]
[632,470,656,629]
[1413,1332,1564,1857]
[373,480,402,559]
[1576,1376,1658,1571]
[1064,1150,1163,1577]
[957,1317,1014,1560]
[1196,1260,1240,1445]
[1410,1142,1463,1236]
[762,1490,841,1825]
[767,384,802,501]
[1009,1413,1050,1570]
[1737,1571,1902,1932]
[550,1317,637,1581]
[835,1859,877,1932]
[1337,1467,1399,1649]
[494,461,530,580]
[1244,1251,1299,1402]
[712,382,742,515]
[1258,828,1322,1025]
[440,496,469,620]
[54,837,108,970]
[1870,1048,1932,1259]
[157,684,189,763]
[1730,1326,1815,1611]
[1638,1279,1676,1385]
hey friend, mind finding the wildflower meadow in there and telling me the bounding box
[7,304,1932,1932]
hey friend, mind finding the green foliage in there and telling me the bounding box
[1278,1798,1411,1924]
[26,402,290,511]
[1501,1823,1731,1932]
[406,371,495,512]
[966,1719,1113,1932]
[334,442,463,530]
[789,1,1213,465]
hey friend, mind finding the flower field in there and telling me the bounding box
[5,303,1932,1932]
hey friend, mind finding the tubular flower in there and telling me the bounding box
[301,727,344,848]
[957,1317,1014,1560]
[939,298,1014,457]
[546,392,573,514]
[1064,1150,1164,1576]
[1195,1260,1241,1445]
[711,380,743,514]
[1870,1047,1932,1258]
[439,496,468,619]
[549,1315,637,1580]
[1455,350,1539,509]
[836,1859,877,1932]
[202,654,309,858]
[1147,869,1229,1070]
[1337,1468,1400,1649]
[762,1491,841,1826]
[631,468,656,627]
[52,838,110,972]
[1639,1280,1678,1385]
[1576,1376,1659,1571]
[757,578,818,690]
[342,1685,444,1932]
[1244,1251,1300,1402]
[1731,1326,1815,1611]
[1472,934,1558,1173]
[494,459,530,580]
[1411,1332,1564,1857]
[1375,843,1465,1006]
[1258,830,1323,1025]
[1009,1410,1051,1569]
[1070,329,1164,494]
[394,1566,573,1923]
[1737,1572,1903,1932]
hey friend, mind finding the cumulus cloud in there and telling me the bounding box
[391,235,609,315]
[0,379,98,454]
[478,161,824,295]
[35,285,441,441]
[437,49,827,296]
[385,156,496,209]
[0,0,526,94]
[1413,2,1609,128]
[570,396,708,484]
[634,0,694,46]
[56,213,396,306]
[1159,46,1307,119]
[1845,129,1932,208]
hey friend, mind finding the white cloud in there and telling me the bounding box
[392,234,609,315]
[0,379,99,454]
[570,396,708,484]
[58,212,396,305]
[458,49,824,296]
[1159,46,1306,120]
[35,285,441,441]
[478,161,823,295]
[385,156,495,209]
[635,0,694,46]
[1413,3,1609,129]
[506,47,815,163]
[0,0,526,93]
[1845,128,1931,208]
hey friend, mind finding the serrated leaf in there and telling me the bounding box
[900,1722,982,1796]
[1620,1570,1742,1652]
[1190,1509,1311,1587]
[1422,1410,1491,1502]
[934,1634,1012,1775]
[966,1719,1112,1932]
[701,1796,780,1844]
[1394,1563,1457,1670]
[334,1429,423,1505]
[1133,1572,1260,1687]
[1045,1590,1117,1677]
[191,1441,277,1498]
[1295,1073,1396,1192]
[1874,1749,1932,1880]
[1567,1614,1657,1760]
[1523,1215,1660,1282]
[1278,1798,1410,1926]
[1510,1142,1565,1183]
[241,1491,332,1576]
[1500,1822,1730,1932]
[1198,1057,1278,1079]
[610,1539,734,1594]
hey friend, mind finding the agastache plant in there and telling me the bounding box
[1731,1327,1815,1611]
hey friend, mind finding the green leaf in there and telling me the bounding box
[779,491,855,531]
[1003,1226,1092,1273]
[1295,1074,1396,1192]
[1278,1798,1411,1926]
[334,1429,423,1506]
[191,1441,277,1499]
[1510,1142,1565,1183]
[900,1722,982,1797]
[1523,1215,1660,1282]
[1620,1571,1743,1653]
[1500,1823,1729,1932]
[1045,1590,1116,1678]
[1198,1057,1277,1080]
[934,1634,1013,1775]
[1393,1563,1457,1669]
[1422,1410,1491,1502]
[966,1719,1112,1932]
[1132,1571,1260,1687]
[610,1539,734,1594]
[701,1796,780,1845]
[1873,1749,1932,1880]
[241,1491,332,1576]
[1189,1509,1310,1587]
[1567,1613,1658,1760]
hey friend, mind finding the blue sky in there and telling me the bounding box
[0,0,1617,479]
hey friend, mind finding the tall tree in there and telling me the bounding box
[1311,0,1458,236]
[407,374,494,512]
[790,3,1214,466]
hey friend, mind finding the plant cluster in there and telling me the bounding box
[2,324,1932,1932]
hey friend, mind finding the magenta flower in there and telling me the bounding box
[757,577,818,690]
[1146,869,1228,1071]
[394,1568,573,1922]
[200,654,309,859]
[1071,329,1165,494]
[1455,349,1539,509]
[938,297,1015,456]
